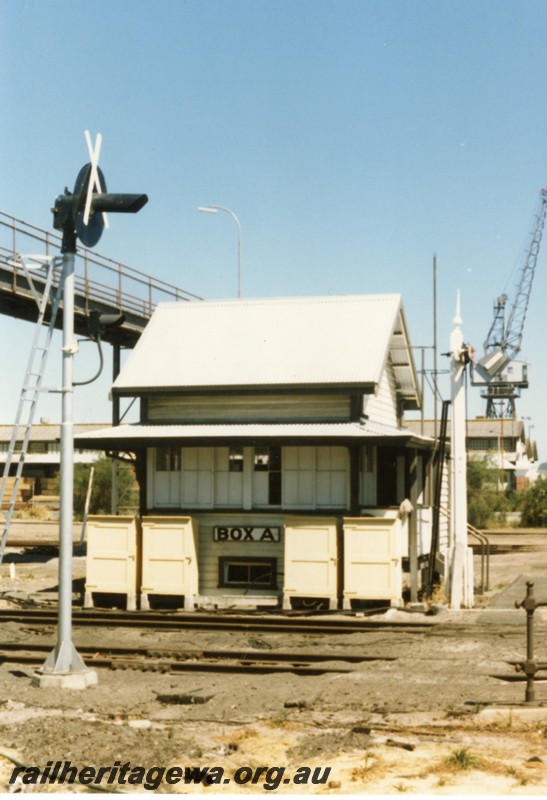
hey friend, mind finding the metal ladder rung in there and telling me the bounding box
[0,255,65,564]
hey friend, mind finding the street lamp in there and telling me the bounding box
[198,205,242,298]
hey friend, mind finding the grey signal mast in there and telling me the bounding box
[471,189,547,419]
[35,132,147,688]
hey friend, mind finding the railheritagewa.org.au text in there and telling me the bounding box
[10,760,333,791]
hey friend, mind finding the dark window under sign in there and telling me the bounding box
[219,557,277,589]
[156,447,181,472]
[254,446,282,505]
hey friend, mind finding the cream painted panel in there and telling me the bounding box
[283,446,315,508]
[214,447,244,507]
[283,517,337,599]
[181,447,214,507]
[141,516,198,596]
[343,517,402,602]
[155,471,181,507]
[149,448,181,508]
[252,470,269,506]
[316,446,348,507]
[85,516,139,595]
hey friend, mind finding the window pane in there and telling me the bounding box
[226,563,249,584]
[269,446,282,471]
[28,442,47,454]
[269,471,282,505]
[249,563,273,586]
[220,558,277,588]
[254,447,269,471]
[170,448,181,471]
[156,447,181,471]
[229,447,244,472]
[156,448,169,471]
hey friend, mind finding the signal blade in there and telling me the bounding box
[83,131,109,229]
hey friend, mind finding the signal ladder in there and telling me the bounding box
[0,255,65,564]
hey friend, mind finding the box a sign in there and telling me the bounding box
[214,526,281,543]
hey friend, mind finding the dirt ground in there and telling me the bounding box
[1,530,547,794]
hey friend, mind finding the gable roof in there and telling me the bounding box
[113,294,420,405]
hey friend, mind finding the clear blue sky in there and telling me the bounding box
[2,0,547,458]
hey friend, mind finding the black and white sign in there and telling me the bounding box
[214,526,281,543]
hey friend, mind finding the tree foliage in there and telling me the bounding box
[466,457,508,529]
[520,477,547,527]
[70,457,138,518]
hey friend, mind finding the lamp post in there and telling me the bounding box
[198,205,242,298]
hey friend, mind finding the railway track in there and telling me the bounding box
[1,605,543,637]
[0,607,438,635]
[0,609,539,685]
[0,640,395,675]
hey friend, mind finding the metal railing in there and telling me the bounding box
[0,211,203,320]
[439,505,490,594]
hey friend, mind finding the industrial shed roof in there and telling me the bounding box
[0,424,108,443]
[404,418,525,440]
[112,294,420,405]
[75,419,433,449]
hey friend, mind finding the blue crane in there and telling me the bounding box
[472,189,547,418]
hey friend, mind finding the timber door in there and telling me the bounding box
[342,517,402,608]
[283,517,338,609]
[140,516,199,611]
[84,516,139,611]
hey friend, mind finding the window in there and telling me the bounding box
[28,441,48,454]
[228,447,244,472]
[156,447,181,472]
[376,447,400,506]
[467,438,495,451]
[218,557,277,589]
[467,437,516,452]
[254,446,282,505]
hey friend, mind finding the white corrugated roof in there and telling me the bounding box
[75,420,433,445]
[0,424,109,443]
[113,294,413,393]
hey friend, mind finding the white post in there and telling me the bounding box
[449,292,471,609]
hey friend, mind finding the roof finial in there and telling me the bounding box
[453,290,462,327]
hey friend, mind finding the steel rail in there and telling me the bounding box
[0,641,375,675]
[0,640,392,664]
[0,607,436,634]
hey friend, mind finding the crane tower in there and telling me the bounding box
[471,189,547,418]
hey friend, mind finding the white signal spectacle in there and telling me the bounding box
[83,130,110,230]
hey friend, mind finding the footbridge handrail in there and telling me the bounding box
[0,211,202,321]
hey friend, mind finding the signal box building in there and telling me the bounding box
[76,295,441,610]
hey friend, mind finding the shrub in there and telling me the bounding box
[467,457,508,528]
[71,457,138,518]
[520,477,547,527]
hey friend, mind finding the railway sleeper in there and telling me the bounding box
[109,657,171,673]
